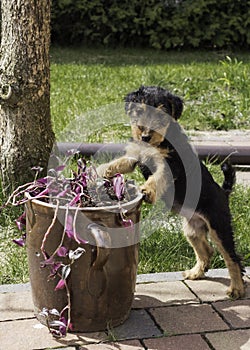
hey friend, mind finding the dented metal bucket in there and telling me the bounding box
[25,188,143,332]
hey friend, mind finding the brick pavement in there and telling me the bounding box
[0,268,249,350]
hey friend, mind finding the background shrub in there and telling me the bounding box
[50,0,250,49]
[1,0,249,49]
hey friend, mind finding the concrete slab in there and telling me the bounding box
[109,309,162,341]
[136,271,184,283]
[185,274,250,302]
[0,318,107,350]
[0,282,30,293]
[236,171,250,186]
[144,334,211,350]
[213,299,250,328]
[188,130,250,143]
[149,304,229,335]
[206,267,250,279]
[133,281,198,308]
[206,329,250,350]
[0,291,34,321]
[184,278,232,302]
[79,340,144,349]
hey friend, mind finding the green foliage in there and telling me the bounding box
[51,0,250,49]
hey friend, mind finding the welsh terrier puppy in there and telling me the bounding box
[97,85,245,299]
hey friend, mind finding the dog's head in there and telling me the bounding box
[125,86,183,146]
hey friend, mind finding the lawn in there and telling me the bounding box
[0,47,250,284]
[50,47,250,135]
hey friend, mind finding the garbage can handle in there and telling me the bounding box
[87,223,111,269]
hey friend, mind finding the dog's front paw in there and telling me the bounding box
[183,266,205,280]
[96,163,117,179]
[140,178,157,204]
[96,163,109,178]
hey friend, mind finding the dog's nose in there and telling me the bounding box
[142,135,151,143]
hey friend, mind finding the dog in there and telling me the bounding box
[97,85,245,299]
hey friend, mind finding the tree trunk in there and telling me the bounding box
[0,0,55,196]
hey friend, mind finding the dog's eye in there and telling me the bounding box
[131,118,138,125]
[135,108,144,116]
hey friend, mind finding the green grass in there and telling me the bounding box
[50,47,250,135]
[0,193,26,284]
[1,47,250,284]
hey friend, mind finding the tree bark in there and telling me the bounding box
[0,0,55,195]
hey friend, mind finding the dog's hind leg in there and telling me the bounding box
[208,224,245,299]
[183,216,214,280]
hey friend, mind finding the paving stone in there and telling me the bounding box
[213,299,250,328]
[79,340,144,349]
[184,278,231,302]
[109,309,162,341]
[149,304,229,335]
[144,334,211,350]
[206,329,250,350]
[0,318,106,350]
[0,291,34,321]
[133,281,198,308]
[185,276,250,302]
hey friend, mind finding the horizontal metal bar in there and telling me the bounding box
[195,144,250,165]
[56,142,250,165]
[57,142,126,157]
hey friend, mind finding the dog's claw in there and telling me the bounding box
[140,186,156,204]
[227,284,246,300]
[102,165,117,179]
[96,164,112,178]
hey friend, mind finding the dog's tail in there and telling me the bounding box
[221,161,236,195]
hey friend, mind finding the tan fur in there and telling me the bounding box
[128,103,170,147]
[183,214,245,299]
[182,216,214,280]
[97,142,169,204]
[209,228,245,299]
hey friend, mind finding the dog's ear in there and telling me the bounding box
[124,93,133,113]
[124,87,144,113]
[165,92,183,120]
